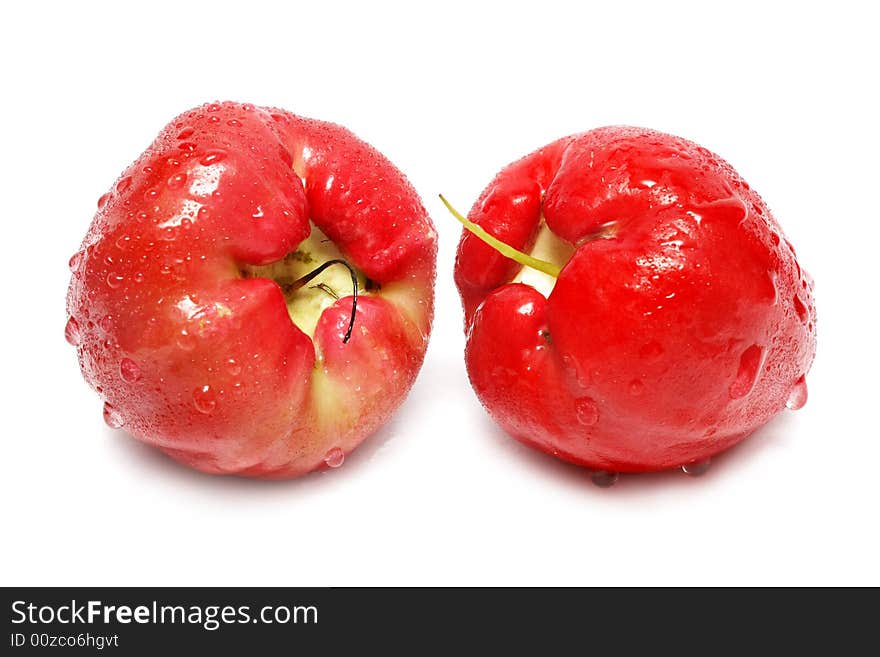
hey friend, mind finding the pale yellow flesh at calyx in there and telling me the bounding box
[512,221,576,298]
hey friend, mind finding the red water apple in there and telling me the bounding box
[66,102,436,478]
[448,126,815,483]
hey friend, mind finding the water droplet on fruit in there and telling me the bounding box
[278,145,293,167]
[167,173,187,189]
[119,358,141,383]
[786,376,808,410]
[639,341,664,359]
[106,273,124,289]
[115,235,131,250]
[176,127,194,140]
[116,177,132,193]
[793,295,808,322]
[226,358,241,376]
[193,386,216,414]
[97,192,111,210]
[200,149,226,165]
[102,402,124,428]
[763,271,778,305]
[324,447,345,468]
[68,251,84,273]
[591,470,618,488]
[64,316,81,346]
[177,330,195,351]
[729,344,764,400]
[682,459,712,476]
[99,315,114,332]
[575,397,599,426]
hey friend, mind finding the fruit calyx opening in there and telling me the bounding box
[440,194,562,278]
[282,259,358,342]
[241,223,374,343]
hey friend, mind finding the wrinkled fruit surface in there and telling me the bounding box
[66,102,437,478]
[455,126,815,473]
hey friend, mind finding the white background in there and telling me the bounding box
[2,1,877,586]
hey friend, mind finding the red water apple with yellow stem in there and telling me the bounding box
[446,126,815,485]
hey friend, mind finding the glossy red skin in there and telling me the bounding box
[66,102,436,478]
[456,127,816,473]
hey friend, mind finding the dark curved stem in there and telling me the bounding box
[285,259,358,343]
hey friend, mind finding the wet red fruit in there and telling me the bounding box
[450,126,816,475]
[66,102,436,478]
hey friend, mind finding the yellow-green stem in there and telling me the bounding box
[439,195,561,278]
